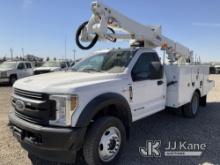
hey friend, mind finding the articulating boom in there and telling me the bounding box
[75,1,194,63]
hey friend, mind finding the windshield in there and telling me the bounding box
[0,62,17,69]
[42,61,60,67]
[72,50,135,73]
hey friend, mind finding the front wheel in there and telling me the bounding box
[83,116,126,165]
[182,92,200,118]
[10,75,17,85]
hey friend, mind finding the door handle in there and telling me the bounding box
[157,80,164,85]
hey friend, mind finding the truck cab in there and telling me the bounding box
[0,61,33,85]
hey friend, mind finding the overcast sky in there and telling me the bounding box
[0,0,220,62]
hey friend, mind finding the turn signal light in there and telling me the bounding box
[71,96,78,111]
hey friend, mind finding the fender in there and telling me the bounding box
[75,93,132,128]
[10,74,17,79]
[193,89,201,98]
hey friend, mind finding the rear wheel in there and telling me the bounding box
[200,95,207,107]
[83,116,126,165]
[182,92,200,118]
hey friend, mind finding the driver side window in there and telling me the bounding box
[131,53,159,81]
[17,63,25,70]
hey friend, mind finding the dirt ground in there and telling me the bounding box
[0,75,219,165]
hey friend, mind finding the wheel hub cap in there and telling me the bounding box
[192,95,199,114]
[98,127,121,162]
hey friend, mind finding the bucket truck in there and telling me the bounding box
[9,1,214,165]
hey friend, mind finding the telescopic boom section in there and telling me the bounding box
[76,1,193,63]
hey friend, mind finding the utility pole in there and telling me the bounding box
[64,35,67,60]
[10,48,13,60]
[22,48,25,59]
[73,49,76,63]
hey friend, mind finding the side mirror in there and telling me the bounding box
[149,62,163,79]
[132,71,149,81]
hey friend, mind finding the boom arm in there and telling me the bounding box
[76,1,193,63]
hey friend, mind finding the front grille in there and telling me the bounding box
[15,111,48,125]
[14,88,46,100]
[13,88,56,125]
[34,70,51,75]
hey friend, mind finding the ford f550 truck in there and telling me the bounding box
[9,1,214,165]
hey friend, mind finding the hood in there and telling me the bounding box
[34,67,60,71]
[0,68,13,72]
[14,71,123,93]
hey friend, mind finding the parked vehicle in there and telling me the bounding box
[33,61,69,75]
[9,1,214,165]
[0,61,33,85]
[210,65,220,74]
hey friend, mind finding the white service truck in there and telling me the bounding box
[9,1,214,165]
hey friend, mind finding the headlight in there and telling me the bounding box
[0,71,7,78]
[49,95,78,126]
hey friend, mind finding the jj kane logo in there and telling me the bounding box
[139,140,207,157]
[139,140,161,157]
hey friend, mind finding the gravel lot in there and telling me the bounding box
[0,75,219,165]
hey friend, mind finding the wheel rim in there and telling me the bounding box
[98,127,121,162]
[192,94,199,114]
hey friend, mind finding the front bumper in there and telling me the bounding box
[0,77,9,83]
[9,112,86,163]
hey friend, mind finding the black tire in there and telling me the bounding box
[10,75,17,85]
[200,95,207,107]
[83,116,126,165]
[75,21,99,50]
[182,92,200,118]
